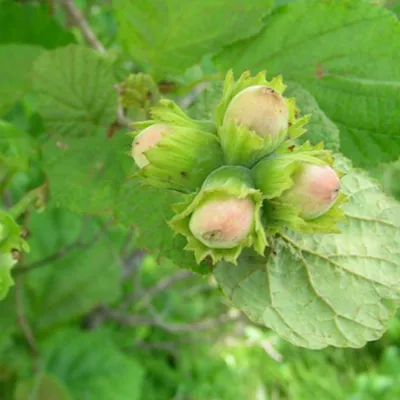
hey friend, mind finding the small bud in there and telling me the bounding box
[131,124,171,169]
[282,164,340,220]
[189,195,254,249]
[223,85,289,140]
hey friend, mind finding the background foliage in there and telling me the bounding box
[1,0,400,398]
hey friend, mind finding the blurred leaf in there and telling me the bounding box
[0,3,74,49]
[215,164,400,349]
[32,45,118,136]
[384,0,400,18]
[41,135,130,215]
[187,80,224,120]
[113,0,274,77]
[215,0,400,168]
[370,159,400,201]
[41,329,144,400]
[0,121,37,172]
[0,292,16,351]
[24,208,121,331]
[0,44,42,116]
[15,374,72,400]
[41,133,209,273]
[274,0,295,6]
[285,82,340,151]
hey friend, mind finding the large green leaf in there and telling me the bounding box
[215,0,400,168]
[0,44,42,116]
[113,0,273,77]
[285,83,340,151]
[41,329,143,400]
[0,3,74,49]
[215,162,400,349]
[41,135,130,215]
[32,45,118,136]
[24,208,122,331]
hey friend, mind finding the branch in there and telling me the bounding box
[58,0,106,54]
[129,340,179,356]
[14,221,107,275]
[9,184,47,220]
[104,308,242,334]
[122,270,194,309]
[15,275,39,372]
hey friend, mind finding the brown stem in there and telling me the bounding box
[14,221,108,275]
[58,0,106,53]
[15,275,39,373]
[122,270,194,310]
[104,308,241,334]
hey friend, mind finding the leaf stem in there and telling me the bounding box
[58,0,106,54]
[9,184,47,220]
[15,274,39,373]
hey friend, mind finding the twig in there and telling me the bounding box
[122,249,146,280]
[58,0,106,53]
[179,82,209,109]
[129,340,179,356]
[9,184,46,220]
[116,103,132,128]
[175,73,223,95]
[260,339,283,362]
[15,275,39,373]
[122,270,194,308]
[14,222,107,275]
[104,308,241,334]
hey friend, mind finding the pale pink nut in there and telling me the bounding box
[131,124,171,168]
[223,85,289,139]
[189,196,254,249]
[283,164,340,220]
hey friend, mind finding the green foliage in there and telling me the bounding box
[0,292,17,351]
[215,0,400,168]
[285,82,340,151]
[39,329,143,400]
[370,159,400,201]
[115,178,210,273]
[23,209,122,332]
[120,73,160,109]
[42,135,130,214]
[0,121,37,172]
[215,165,400,348]
[15,374,72,400]
[0,211,28,301]
[113,0,274,77]
[1,0,400,398]
[0,3,74,49]
[33,45,118,136]
[0,44,42,116]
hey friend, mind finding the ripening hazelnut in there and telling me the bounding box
[131,124,171,168]
[282,164,340,219]
[223,85,289,140]
[189,195,254,249]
